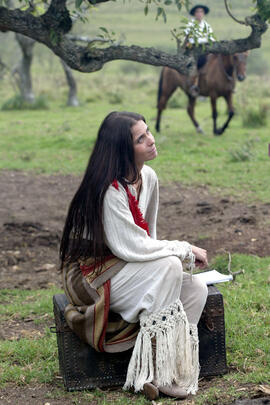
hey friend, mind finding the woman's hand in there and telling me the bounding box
[191,245,208,269]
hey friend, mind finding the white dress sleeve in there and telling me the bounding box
[103,184,193,264]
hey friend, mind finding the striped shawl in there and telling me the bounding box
[62,180,148,353]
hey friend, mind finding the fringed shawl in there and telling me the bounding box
[63,180,149,352]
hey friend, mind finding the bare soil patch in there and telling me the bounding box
[0,317,52,341]
[0,170,269,290]
[0,379,269,405]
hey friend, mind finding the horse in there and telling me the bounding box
[155,52,248,135]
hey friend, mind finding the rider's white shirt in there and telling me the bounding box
[185,19,215,44]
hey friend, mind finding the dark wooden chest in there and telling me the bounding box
[52,285,227,391]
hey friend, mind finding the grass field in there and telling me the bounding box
[0,1,270,404]
[0,69,269,203]
[0,254,269,403]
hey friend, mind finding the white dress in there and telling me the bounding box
[102,165,195,323]
[102,165,208,393]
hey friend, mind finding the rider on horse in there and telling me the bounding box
[184,4,215,96]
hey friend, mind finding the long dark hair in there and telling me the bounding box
[60,111,145,269]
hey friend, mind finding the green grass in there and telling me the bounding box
[0,70,269,203]
[213,254,270,385]
[0,288,62,385]
[0,287,62,322]
[1,94,49,111]
[0,330,57,385]
[0,254,269,404]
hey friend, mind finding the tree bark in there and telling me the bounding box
[0,56,7,79]
[13,33,35,103]
[60,58,79,106]
[0,3,268,75]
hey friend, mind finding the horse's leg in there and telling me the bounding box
[210,96,219,135]
[156,69,178,132]
[219,93,235,134]
[187,95,204,134]
[156,108,162,132]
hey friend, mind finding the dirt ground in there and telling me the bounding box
[0,170,269,290]
[0,380,269,405]
[1,170,270,405]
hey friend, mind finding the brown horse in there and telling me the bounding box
[155,52,248,135]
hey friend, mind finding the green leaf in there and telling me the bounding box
[49,29,59,46]
[75,0,83,9]
[156,6,163,20]
[144,5,148,16]
[175,0,182,11]
[99,26,109,34]
[164,0,172,5]
[162,9,167,23]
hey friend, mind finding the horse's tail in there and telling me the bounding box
[157,68,164,107]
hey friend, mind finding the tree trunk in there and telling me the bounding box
[13,33,35,103]
[0,56,7,80]
[60,59,79,107]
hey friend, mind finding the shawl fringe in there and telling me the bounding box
[123,299,200,394]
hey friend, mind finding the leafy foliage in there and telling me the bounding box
[141,0,190,22]
[97,26,117,42]
[171,17,217,48]
[255,0,270,22]
[229,139,256,162]
[242,104,268,128]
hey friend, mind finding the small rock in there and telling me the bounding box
[35,263,55,272]
[238,215,256,225]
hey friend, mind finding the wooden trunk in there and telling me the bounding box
[51,285,227,391]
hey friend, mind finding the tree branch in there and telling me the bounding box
[0,4,268,75]
[67,34,121,45]
[191,14,268,58]
[42,0,72,35]
[0,56,8,70]
[88,0,111,4]
[223,250,245,282]
[224,0,247,26]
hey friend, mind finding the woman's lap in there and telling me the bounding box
[110,256,208,324]
[110,256,183,323]
[110,255,208,324]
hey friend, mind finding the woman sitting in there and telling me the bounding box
[60,111,208,400]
